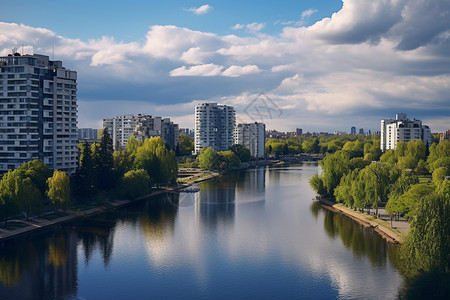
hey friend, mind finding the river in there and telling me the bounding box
[0,164,403,299]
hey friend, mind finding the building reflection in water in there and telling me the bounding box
[0,230,78,300]
[140,194,179,263]
[196,177,236,229]
[235,167,265,205]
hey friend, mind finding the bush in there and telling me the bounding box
[119,169,151,199]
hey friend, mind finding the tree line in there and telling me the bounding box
[0,128,178,225]
[310,138,449,295]
[0,160,70,224]
[265,134,382,157]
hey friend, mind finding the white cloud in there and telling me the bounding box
[231,24,244,30]
[232,22,266,33]
[301,8,318,19]
[170,64,224,76]
[186,4,212,15]
[222,65,262,77]
[246,22,266,33]
[2,0,449,132]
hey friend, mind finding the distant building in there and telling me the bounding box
[351,126,356,135]
[0,53,78,174]
[103,114,145,150]
[380,113,432,152]
[179,128,194,139]
[440,130,450,142]
[134,116,179,150]
[78,128,98,141]
[359,128,364,135]
[334,131,347,136]
[235,123,266,158]
[194,103,235,153]
[103,114,179,150]
[296,128,302,136]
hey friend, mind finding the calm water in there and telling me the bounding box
[0,164,403,299]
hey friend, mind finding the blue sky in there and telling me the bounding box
[1,0,449,132]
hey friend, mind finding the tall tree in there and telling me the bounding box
[16,177,42,220]
[47,170,71,211]
[198,147,219,170]
[97,127,115,190]
[177,134,194,156]
[321,150,350,196]
[74,141,96,197]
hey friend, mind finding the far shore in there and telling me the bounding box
[0,171,220,243]
[318,198,407,244]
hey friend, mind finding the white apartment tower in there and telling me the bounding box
[103,114,179,150]
[195,103,235,154]
[0,53,78,174]
[234,122,266,158]
[103,114,145,150]
[380,113,432,152]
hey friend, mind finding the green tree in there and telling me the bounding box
[74,141,96,197]
[309,174,327,197]
[0,171,19,225]
[230,144,251,162]
[217,150,241,170]
[427,140,450,174]
[401,191,449,276]
[321,150,350,196]
[119,169,151,199]
[380,149,396,165]
[16,159,52,198]
[113,150,134,180]
[47,170,71,211]
[97,127,115,190]
[126,136,139,154]
[16,177,42,220]
[198,147,218,170]
[177,134,194,156]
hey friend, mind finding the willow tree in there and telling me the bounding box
[47,170,71,211]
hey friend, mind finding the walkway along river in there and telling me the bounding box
[0,164,404,299]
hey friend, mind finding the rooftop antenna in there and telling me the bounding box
[52,45,54,60]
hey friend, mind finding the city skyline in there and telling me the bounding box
[1,0,449,133]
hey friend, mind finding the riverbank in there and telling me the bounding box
[0,171,220,242]
[318,198,407,244]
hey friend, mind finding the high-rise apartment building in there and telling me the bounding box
[0,53,78,174]
[134,116,179,149]
[351,126,356,135]
[194,103,235,153]
[103,114,146,150]
[103,114,179,150]
[380,113,432,152]
[234,122,266,158]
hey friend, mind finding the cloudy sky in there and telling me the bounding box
[1,0,449,133]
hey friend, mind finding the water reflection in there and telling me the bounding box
[0,231,78,300]
[196,177,236,229]
[319,205,398,266]
[0,165,406,299]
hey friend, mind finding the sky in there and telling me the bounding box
[1,0,449,133]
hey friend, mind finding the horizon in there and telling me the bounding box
[1,0,449,133]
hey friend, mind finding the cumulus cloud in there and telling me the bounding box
[222,65,262,77]
[170,64,224,76]
[2,0,449,132]
[185,4,212,15]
